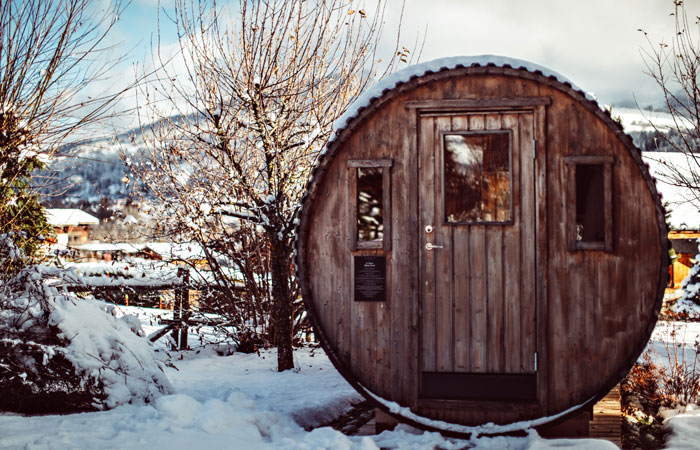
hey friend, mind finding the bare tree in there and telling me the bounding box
[641,0,700,206]
[129,0,413,371]
[0,0,131,265]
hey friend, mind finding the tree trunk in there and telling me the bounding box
[269,231,294,371]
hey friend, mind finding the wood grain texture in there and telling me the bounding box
[451,115,471,373]
[502,113,522,374]
[485,113,505,373]
[419,115,437,373]
[433,116,453,372]
[405,97,552,110]
[297,67,666,428]
[519,112,537,376]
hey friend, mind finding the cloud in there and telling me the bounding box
[384,0,700,106]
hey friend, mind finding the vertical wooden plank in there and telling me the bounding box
[502,113,521,374]
[468,114,487,373]
[338,155,352,365]
[366,117,383,396]
[451,115,471,372]
[533,102,549,411]
[519,112,536,374]
[383,166,393,252]
[583,253,599,396]
[348,164,358,253]
[568,105,594,402]
[314,156,338,362]
[614,127,640,374]
[593,257,607,390]
[615,124,639,370]
[329,151,350,367]
[419,116,437,373]
[349,248,364,377]
[435,116,453,372]
[566,162,577,251]
[547,97,574,412]
[390,105,409,403]
[405,105,419,408]
[604,162,613,253]
[374,259,388,395]
[485,113,504,373]
[373,109,391,398]
[352,127,377,385]
[348,136,364,380]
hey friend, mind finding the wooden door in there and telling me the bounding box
[418,111,538,402]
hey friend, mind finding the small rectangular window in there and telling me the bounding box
[575,164,605,243]
[565,156,613,251]
[348,159,392,250]
[357,167,384,242]
[443,132,512,224]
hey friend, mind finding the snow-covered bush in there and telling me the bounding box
[0,236,173,413]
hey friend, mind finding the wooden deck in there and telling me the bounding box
[589,384,622,448]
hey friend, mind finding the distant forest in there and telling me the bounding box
[629,128,690,153]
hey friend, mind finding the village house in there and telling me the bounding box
[45,208,100,247]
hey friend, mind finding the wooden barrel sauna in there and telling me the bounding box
[295,55,668,433]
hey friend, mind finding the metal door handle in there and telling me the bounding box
[425,243,444,251]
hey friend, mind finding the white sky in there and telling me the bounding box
[108,0,698,120]
[383,0,700,108]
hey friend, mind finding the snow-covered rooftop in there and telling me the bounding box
[643,152,700,230]
[46,208,100,227]
[71,242,146,253]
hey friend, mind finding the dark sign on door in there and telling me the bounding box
[354,255,386,302]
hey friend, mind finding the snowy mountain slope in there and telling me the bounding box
[40,114,193,207]
[615,107,688,133]
[39,107,684,208]
[41,127,148,206]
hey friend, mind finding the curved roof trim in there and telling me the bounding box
[327,55,591,153]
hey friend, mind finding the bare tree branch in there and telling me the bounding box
[129,0,417,371]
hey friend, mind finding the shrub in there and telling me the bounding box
[0,235,173,413]
[621,322,700,449]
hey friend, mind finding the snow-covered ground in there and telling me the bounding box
[3,306,700,449]
[615,107,688,134]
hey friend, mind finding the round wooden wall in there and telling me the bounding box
[295,58,668,432]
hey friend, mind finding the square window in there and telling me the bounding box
[443,132,512,224]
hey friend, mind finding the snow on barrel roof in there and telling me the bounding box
[329,54,590,147]
[45,208,99,227]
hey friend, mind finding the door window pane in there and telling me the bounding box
[357,167,384,241]
[444,133,511,223]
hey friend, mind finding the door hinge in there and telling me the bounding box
[534,352,538,371]
[532,139,537,159]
